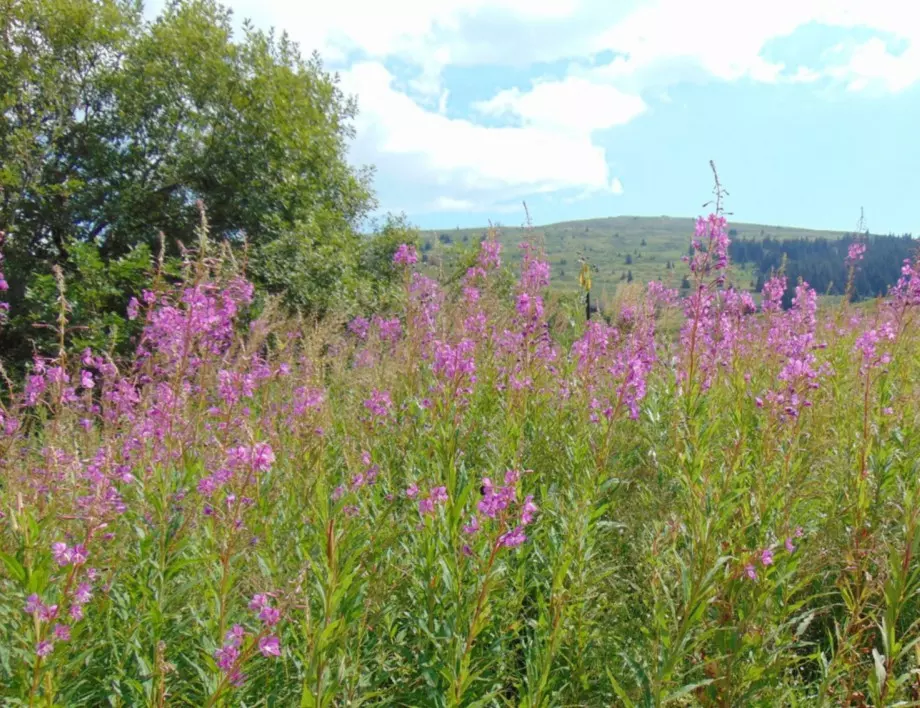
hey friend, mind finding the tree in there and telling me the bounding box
[0,0,385,364]
[625,254,633,265]
[3,0,373,258]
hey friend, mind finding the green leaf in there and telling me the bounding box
[0,552,26,584]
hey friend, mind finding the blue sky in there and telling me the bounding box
[147,0,920,235]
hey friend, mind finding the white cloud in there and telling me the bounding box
[146,0,920,217]
[582,0,920,92]
[339,62,618,213]
[429,196,477,211]
[825,38,920,92]
[150,0,920,93]
[474,77,647,134]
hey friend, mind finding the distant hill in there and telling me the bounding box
[419,215,858,298]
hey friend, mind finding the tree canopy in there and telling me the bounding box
[1,0,409,365]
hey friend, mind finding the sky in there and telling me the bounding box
[147,0,920,235]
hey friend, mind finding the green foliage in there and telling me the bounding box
[0,0,392,368]
[1,0,372,256]
[251,213,419,318]
[9,242,155,364]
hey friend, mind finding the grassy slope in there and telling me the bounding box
[420,215,849,300]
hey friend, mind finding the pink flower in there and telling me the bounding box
[499,526,527,548]
[348,316,370,339]
[53,623,71,641]
[520,495,539,525]
[462,516,480,535]
[406,483,419,499]
[52,542,72,566]
[250,442,275,472]
[249,594,270,612]
[71,544,88,565]
[846,241,867,266]
[363,390,393,419]
[259,635,281,657]
[785,537,796,553]
[760,548,774,566]
[259,606,280,626]
[393,244,419,266]
[225,624,246,647]
[24,594,42,614]
[215,644,240,671]
[74,583,92,604]
[36,640,53,657]
[126,297,140,320]
[744,564,757,580]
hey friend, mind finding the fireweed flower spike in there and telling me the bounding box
[846,241,867,267]
[393,243,419,266]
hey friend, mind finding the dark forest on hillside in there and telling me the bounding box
[729,234,919,305]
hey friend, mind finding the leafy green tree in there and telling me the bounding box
[252,213,419,317]
[0,0,388,366]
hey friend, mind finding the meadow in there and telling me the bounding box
[420,215,851,299]
[2,213,920,707]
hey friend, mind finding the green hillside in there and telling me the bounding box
[420,215,851,298]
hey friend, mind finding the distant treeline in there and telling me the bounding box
[729,234,919,305]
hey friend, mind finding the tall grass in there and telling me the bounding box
[1,213,920,706]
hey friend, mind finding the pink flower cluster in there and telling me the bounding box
[0,230,8,324]
[51,542,88,567]
[463,470,538,549]
[846,241,867,267]
[23,555,96,656]
[137,278,253,373]
[214,594,282,687]
[684,213,731,283]
[854,322,896,372]
[431,338,477,400]
[363,389,393,420]
[393,243,418,266]
[743,527,803,581]
[198,443,275,498]
[418,485,448,516]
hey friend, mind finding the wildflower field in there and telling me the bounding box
[1,214,920,707]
